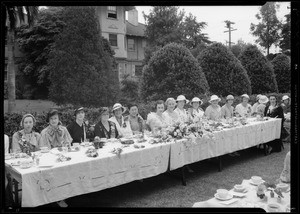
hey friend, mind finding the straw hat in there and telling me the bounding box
[20,114,36,127]
[241,94,250,99]
[209,95,221,103]
[112,103,126,113]
[176,95,189,103]
[256,94,262,101]
[282,95,290,101]
[74,107,84,116]
[226,95,234,100]
[190,97,203,105]
[259,95,269,104]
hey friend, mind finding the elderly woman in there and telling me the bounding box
[256,95,269,117]
[94,107,119,139]
[12,114,41,154]
[251,94,262,116]
[146,100,168,132]
[221,95,235,119]
[163,98,180,126]
[204,95,222,121]
[109,103,133,138]
[174,95,189,124]
[188,97,204,123]
[264,94,285,154]
[235,94,252,117]
[123,104,145,135]
[40,109,72,149]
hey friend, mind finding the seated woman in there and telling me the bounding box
[124,104,145,135]
[221,95,234,119]
[251,94,262,116]
[146,100,168,133]
[264,94,285,153]
[40,109,72,149]
[67,107,90,144]
[174,95,189,124]
[94,107,119,139]
[12,114,41,154]
[279,151,290,183]
[281,95,291,143]
[204,95,222,121]
[235,94,252,117]
[256,95,269,117]
[188,97,204,123]
[109,103,133,138]
[163,98,180,126]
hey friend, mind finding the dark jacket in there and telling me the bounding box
[94,121,119,139]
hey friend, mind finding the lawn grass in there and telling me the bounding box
[4,100,58,114]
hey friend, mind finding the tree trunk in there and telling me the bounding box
[7,30,16,113]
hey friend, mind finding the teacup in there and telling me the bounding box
[267,203,280,212]
[251,176,262,184]
[276,183,289,192]
[217,189,228,199]
[234,184,245,192]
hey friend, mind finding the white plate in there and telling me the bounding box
[214,193,233,201]
[249,180,265,186]
[20,164,33,169]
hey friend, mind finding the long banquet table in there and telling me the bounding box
[5,118,282,207]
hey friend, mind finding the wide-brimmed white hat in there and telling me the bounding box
[241,94,250,99]
[259,95,269,104]
[176,95,189,103]
[256,94,262,101]
[190,97,203,105]
[209,95,221,103]
[112,103,126,113]
[226,95,234,100]
[282,95,290,101]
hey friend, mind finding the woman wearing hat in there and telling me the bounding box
[94,107,119,139]
[251,94,262,116]
[264,94,285,153]
[174,95,189,124]
[109,103,133,138]
[12,114,41,153]
[40,109,72,149]
[235,94,252,117]
[163,98,180,126]
[204,95,222,121]
[256,95,269,117]
[188,97,204,123]
[146,100,168,132]
[221,95,235,119]
[281,95,291,115]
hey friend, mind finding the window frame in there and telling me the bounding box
[109,34,118,47]
[128,38,135,51]
[107,6,117,19]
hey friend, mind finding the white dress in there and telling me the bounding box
[189,108,204,123]
[146,112,168,131]
[235,103,252,117]
[109,116,133,138]
[162,110,180,126]
[174,108,189,123]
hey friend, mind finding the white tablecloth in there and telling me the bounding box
[192,179,290,212]
[169,118,282,170]
[5,141,172,207]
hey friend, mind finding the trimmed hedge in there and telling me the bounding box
[271,54,291,93]
[5,92,290,137]
[197,43,252,96]
[239,45,279,94]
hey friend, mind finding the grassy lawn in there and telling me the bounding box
[4,100,58,114]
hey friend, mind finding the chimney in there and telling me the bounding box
[128,8,138,26]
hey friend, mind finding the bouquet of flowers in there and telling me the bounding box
[186,122,204,138]
[167,122,189,139]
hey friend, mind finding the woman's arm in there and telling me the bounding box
[12,132,21,153]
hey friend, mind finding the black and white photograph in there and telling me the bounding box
[2,2,298,212]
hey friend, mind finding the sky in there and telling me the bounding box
[134,3,290,54]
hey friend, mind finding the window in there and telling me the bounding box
[109,34,118,47]
[135,65,143,76]
[128,39,135,51]
[107,6,117,19]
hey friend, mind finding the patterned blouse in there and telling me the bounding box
[124,115,145,134]
[235,103,252,117]
[204,105,222,121]
[94,120,119,139]
[188,108,204,123]
[40,125,73,149]
[162,110,180,126]
[12,130,41,153]
[221,104,234,118]
[146,112,168,131]
[174,108,189,123]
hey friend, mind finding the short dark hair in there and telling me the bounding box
[128,103,138,111]
[269,93,278,104]
[153,100,165,112]
[46,109,61,122]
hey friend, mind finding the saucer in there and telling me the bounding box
[214,193,233,201]
[249,179,265,186]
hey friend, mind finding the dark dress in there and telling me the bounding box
[264,104,285,152]
[94,121,119,139]
[67,121,86,144]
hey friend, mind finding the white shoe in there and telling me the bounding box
[57,200,68,208]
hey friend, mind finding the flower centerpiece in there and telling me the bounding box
[167,122,189,139]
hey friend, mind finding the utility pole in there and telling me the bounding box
[224,20,237,49]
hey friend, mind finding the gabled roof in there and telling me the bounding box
[126,21,146,37]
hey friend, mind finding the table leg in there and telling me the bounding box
[13,179,20,207]
[263,144,267,156]
[181,166,186,186]
[218,156,222,172]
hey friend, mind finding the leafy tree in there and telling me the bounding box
[230,39,248,58]
[5,6,38,113]
[271,54,290,93]
[47,6,119,107]
[239,44,278,94]
[279,13,291,55]
[250,2,281,55]
[141,43,209,101]
[119,74,140,104]
[197,43,251,96]
[16,7,65,99]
